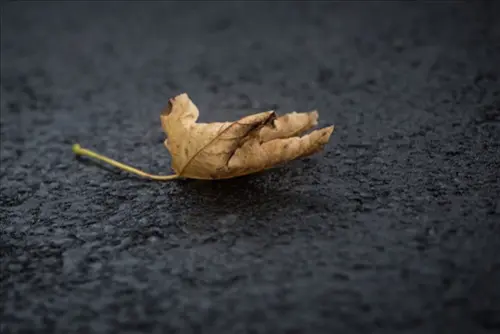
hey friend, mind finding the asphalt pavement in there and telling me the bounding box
[1,2,499,333]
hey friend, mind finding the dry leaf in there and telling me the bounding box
[159,93,334,179]
[73,93,334,181]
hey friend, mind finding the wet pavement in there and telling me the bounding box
[1,2,499,333]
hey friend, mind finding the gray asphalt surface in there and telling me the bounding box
[1,2,500,333]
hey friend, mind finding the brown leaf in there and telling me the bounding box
[160,93,334,179]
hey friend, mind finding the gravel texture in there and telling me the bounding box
[1,2,499,333]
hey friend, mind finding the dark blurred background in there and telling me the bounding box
[1,1,499,333]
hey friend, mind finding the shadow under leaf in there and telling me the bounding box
[164,167,337,236]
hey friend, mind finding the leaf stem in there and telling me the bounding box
[72,144,179,181]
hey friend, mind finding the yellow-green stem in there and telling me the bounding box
[72,144,178,181]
